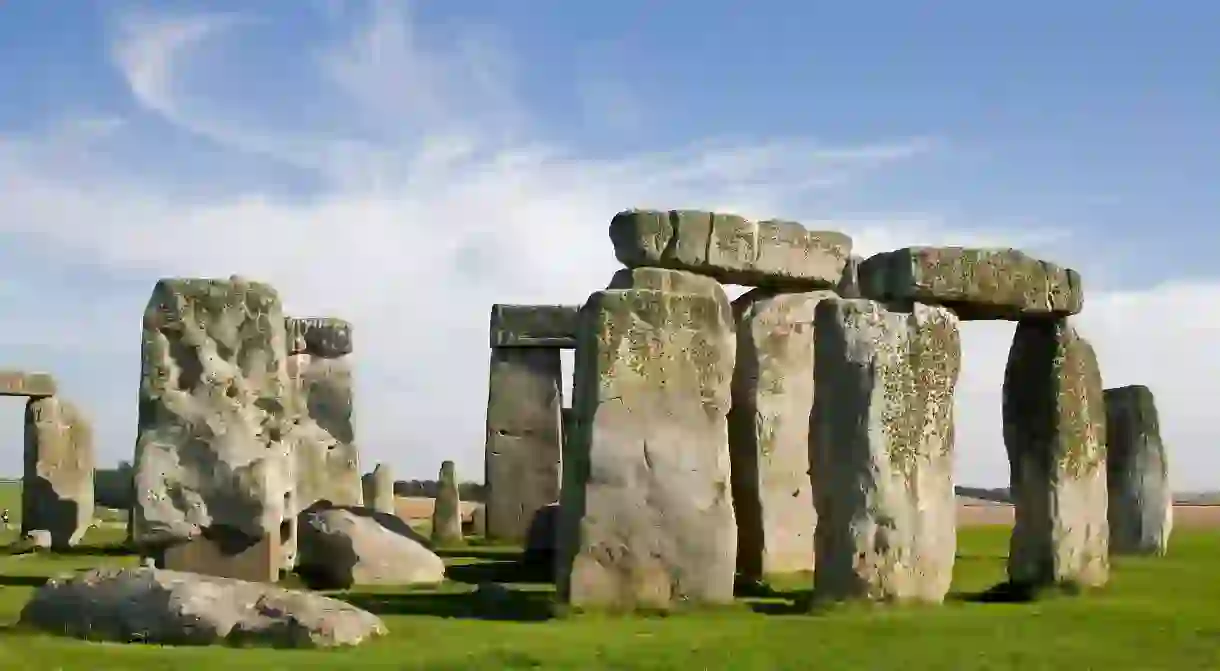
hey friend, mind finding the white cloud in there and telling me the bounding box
[0,2,1215,493]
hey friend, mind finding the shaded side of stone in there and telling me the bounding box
[0,371,57,397]
[431,461,464,545]
[490,304,581,348]
[22,396,95,548]
[484,347,563,543]
[1004,318,1109,587]
[557,278,737,612]
[836,254,862,298]
[1105,384,1172,555]
[729,288,836,580]
[810,299,960,604]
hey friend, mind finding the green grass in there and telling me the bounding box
[0,525,1215,669]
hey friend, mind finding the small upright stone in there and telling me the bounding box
[362,464,395,515]
[22,397,95,548]
[836,254,862,298]
[810,299,960,604]
[1105,385,1172,556]
[1004,318,1109,588]
[431,461,464,546]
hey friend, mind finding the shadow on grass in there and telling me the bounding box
[0,574,49,587]
[339,586,555,621]
[747,589,812,615]
[1,543,133,558]
[952,579,1083,604]
[435,547,523,561]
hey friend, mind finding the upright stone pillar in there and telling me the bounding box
[431,460,464,545]
[23,395,95,548]
[810,298,960,604]
[362,463,395,515]
[557,268,737,612]
[1004,318,1109,588]
[484,305,575,542]
[1105,385,1172,556]
[729,289,835,581]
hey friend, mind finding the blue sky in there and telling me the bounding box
[0,0,1217,488]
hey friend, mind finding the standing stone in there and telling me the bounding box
[286,340,361,508]
[431,461,464,545]
[484,347,563,543]
[729,288,836,580]
[810,299,960,604]
[1105,385,1172,556]
[557,268,737,611]
[362,464,395,515]
[836,254,862,298]
[133,277,295,582]
[1004,318,1109,588]
[22,396,95,548]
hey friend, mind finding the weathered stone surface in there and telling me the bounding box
[610,209,852,289]
[729,289,836,580]
[431,460,464,545]
[22,396,95,548]
[286,317,352,358]
[297,506,444,589]
[1105,385,1172,556]
[485,347,563,542]
[159,529,281,583]
[20,567,386,648]
[859,247,1083,320]
[837,254,862,298]
[557,276,737,611]
[287,352,361,509]
[1004,318,1109,587]
[0,371,56,397]
[361,464,395,515]
[811,299,960,604]
[490,304,580,348]
[133,278,296,564]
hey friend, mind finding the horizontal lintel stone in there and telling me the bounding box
[490,304,581,348]
[0,371,57,397]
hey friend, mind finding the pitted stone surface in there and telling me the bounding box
[810,298,960,604]
[610,209,851,289]
[557,276,737,611]
[361,463,395,515]
[0,371,57,397]
[729,288,836,580]
[490,304,580,348]
[1105,385,1172,556]
[1004,318,1109,587]
[859,247,1083,320]
[287,352,361,509]
[286,317,352,358]
[431,460,464,545]
[22,396,95,548]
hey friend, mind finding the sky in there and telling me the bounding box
[0,0,1217,489]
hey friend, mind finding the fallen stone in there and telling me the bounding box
[0,371,56,397]
[557,272,737,611]
[1004,318,1109,588]
[297,505,445,589]
[810,298,960,604]
[361,464,395,515]
[431,460,464,546]
[729,288,836,580]
[1105,385,1172,556]
[490,304,580,348]
[286,317,353,358]
[859,247,1083,320]
[287,352,362,509]
[610,209,852,289]
[22,396,95,548]
[19,567,386,648]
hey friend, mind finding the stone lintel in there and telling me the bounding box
[0,371,57,397]
[489,304,580,348]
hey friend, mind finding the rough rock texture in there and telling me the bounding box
[133,278,296,565]
[0,371,57,397]
[286,317,352,358]
[431,460,464,545]
[361,464,394,515]
[557,271,737,611]
[160,529,282,583]
[484,347,563,542]
[837,254,862,298]
[22,396,95,548]
[1004,318,1109,588]
[490,304,581,348]
[19,567,386,648]
[610,209,852,289]
[1105,385,1172,556]
[810,298,960,604]
[859,247,1083,320]
[297,506,444,589]
[287,352,361,508]
[729,289,836,580]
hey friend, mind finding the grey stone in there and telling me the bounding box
[811,298,960,604]
[24,529,52,549]
[610,209,852,289]
[0,371,56,397]
[431,460,464,546]
[729,288,836,580]
[287,352,361,509]
[484,347,562,543]
[286,317,352,358]
[1105,385,1172,556]
[522,502,558,571]
[159,528,282,583]
[557,272,737,611]
[361,464,395,515]
[1004,318,1109,588]
[837,254,862,298]
[19,567,386,648]
[297,506,444,589]
[490,304,580,348]
[22,396,95,549]
[859,247,1083,320]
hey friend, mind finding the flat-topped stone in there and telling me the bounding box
[859,247,1083,320]
[287,317,352,357]
[610,209,851,289]
[490,304,581,348]
[0,371,56,397]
